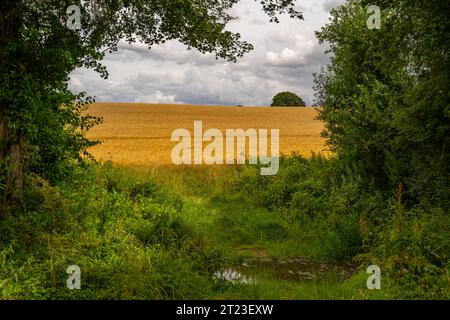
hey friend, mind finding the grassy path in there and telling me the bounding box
[143,166,373,299]
[0,164,436,299]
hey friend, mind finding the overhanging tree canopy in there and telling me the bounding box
[0,0,303,212]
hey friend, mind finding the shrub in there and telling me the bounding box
[271,92,306,107]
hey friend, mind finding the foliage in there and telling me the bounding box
[1,158,448,299]
[314,0,450,207]
[0,164,223,299]
[271,91,306,107]
[237,154,449,298]
[299,0,450,296]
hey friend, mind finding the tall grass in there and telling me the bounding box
[236,154,449,299]
[1,157,448,299]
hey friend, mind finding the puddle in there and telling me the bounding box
[215,257,355,284]
[213,269,255,284]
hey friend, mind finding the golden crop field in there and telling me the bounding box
[85,103,327,166]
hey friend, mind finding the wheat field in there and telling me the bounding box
[85,103,327,166]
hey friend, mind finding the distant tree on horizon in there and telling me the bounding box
[271,92,306,107]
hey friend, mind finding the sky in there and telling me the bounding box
[69,0,346,106]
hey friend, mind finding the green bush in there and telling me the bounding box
[236,154,449,298]
[0,163,220,299]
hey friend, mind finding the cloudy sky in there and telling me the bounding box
[69,0,346,106]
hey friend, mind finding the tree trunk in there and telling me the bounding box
[0,105,6,217]
[0,105,23,217]
[6,134,24,208]
[0,1,23,217]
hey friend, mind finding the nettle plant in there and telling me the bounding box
[0,0,303,213]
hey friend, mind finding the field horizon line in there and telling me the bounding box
[89,102,317,109]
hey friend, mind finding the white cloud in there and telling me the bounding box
[264,32,316,68]
[69,77,83,90]
[133,91,177,104]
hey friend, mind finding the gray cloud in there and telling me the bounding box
[322,0,347,13]
[109,40,220,67]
